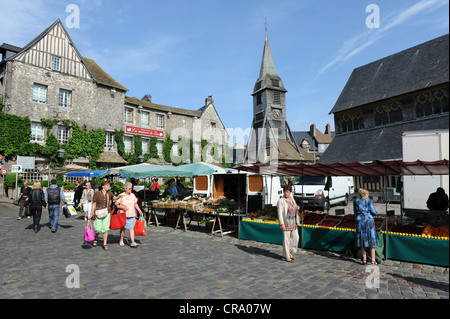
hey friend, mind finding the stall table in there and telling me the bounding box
[239,219,448,266]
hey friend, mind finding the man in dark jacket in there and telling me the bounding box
[29,183,46,233]
[45,179,67,233]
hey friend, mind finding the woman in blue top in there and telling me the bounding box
[354,188,379,265]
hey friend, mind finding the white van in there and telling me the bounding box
[292,176,355,211]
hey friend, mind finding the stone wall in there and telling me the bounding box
[5,61,124,134]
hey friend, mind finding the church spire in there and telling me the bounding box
[258,34,277,80]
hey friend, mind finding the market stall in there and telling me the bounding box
[236,160,449,266]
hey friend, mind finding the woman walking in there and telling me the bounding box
[28,182,46,233]
[18,181,32,220]
[90,181,116,251]
[277,184,300,262]
[116,182,144,248]
[81,182,95,221]
[354,188,379,265]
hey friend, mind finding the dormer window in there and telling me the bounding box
[301,139,310,150]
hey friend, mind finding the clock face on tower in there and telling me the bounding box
[272,109,281,119]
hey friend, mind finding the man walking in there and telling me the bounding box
[45,179,67,233]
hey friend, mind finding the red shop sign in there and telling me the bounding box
[125,125,165,138]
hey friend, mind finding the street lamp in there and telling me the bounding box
[57,148,65,159]
[137,155,145,163]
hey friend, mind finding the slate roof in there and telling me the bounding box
[319,115,449,164]
[125,96,203,118]
[330,34,449,114]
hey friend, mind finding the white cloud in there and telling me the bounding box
[316,0,449,77]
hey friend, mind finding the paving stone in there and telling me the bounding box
[0,201,448,300]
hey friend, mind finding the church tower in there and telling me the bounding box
[245,34,303,164]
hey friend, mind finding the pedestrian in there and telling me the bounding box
[18,181,32,220]
[28,182,46,233]
[354,188,379,265]
[164,179,178,199]
[277,184,300,262]
[81,182,95,221]
[426,187,449,212]
[89,177,96,191]
[73,180,83,208]
[150,178,160,192]
[90,180,119,251]
[116,182,144,248]
[45,179,67,233]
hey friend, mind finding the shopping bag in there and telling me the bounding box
[67,205,78,216]
[63,205,71,218]
[110,207,126,230]
[84,220,95,242]
[134,216,146,236]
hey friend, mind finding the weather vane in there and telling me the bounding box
[264,17,268,35]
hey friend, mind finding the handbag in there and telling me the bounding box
[134,216,146,236]
[95,193,109,218]
[110,207,126,230]
[84,220,95,242]
[95,208,108,219]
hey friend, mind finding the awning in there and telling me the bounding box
[98,163,193,179]
[235,159,449,177]
[66,170,107,178]
[177,162,237,177]
[50,164,90,175]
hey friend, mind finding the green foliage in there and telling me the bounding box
[115,130,125,156]
[149,137,159,159]
[86,129,106,168]
[4,173,22,189]
[163,134,173,163]
[0,101,33,156]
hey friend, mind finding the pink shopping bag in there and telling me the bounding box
[84,220,95,242]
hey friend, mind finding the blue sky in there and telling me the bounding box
[1,0,448,146]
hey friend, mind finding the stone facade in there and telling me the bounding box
[3,61,124,135]
[124,95,229,164]
[0,19,230,187]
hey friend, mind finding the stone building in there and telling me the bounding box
[0,19,230,183]
[320,34,449,191]
[124,95,229,164]
[0,19,128,180]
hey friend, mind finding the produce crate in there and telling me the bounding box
[302,212,326,225]
[318,215,343,228]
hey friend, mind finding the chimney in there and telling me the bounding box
[142,94,152,103]
[310,124,316,137]
[205,95,214,106]
[325,123,331,136]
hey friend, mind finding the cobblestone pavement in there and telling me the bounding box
[0,200,448,300]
